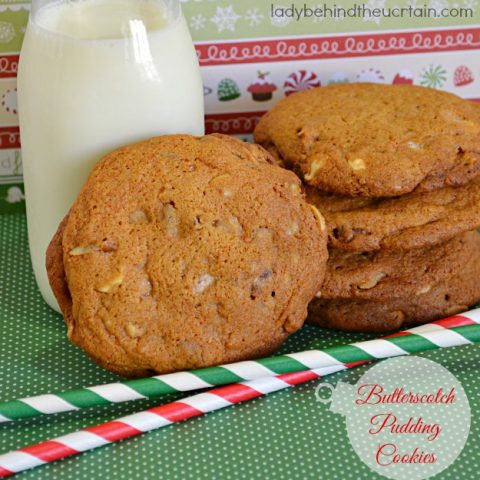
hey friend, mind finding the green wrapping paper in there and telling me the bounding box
[1,213,479,479]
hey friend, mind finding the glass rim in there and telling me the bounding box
[28,0,183,42]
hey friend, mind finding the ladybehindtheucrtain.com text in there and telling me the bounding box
[270,3,474,21]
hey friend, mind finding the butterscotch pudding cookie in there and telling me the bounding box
[254,83,480,333]
[254,83,480,197]
[306,179,480,252]
[309,235,480,332]
[47,134,328,377]
[319,231,479,302]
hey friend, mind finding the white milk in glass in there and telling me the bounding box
[18,0,204,311]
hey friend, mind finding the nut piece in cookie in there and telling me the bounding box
[47,134,328,377]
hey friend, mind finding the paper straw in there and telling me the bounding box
[1,319,480,477]
[1,308,479,424]
[0,365,345,478]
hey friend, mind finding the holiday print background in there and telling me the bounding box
[0,0,479,212]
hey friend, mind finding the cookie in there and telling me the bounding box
[254,83,480,197]
[308,244,480,332]
[321,231,480,301]
[306,177,480,252]
[47,134,328,377]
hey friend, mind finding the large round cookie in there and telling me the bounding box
[254,84,480,197]
[308,241,480,332]
[47,134,328,377]
[321,231,480,301]
[306,178,480,252]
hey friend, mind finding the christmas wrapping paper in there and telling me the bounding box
[0,0,479,213]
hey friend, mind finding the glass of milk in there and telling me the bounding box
[17,0,204,311]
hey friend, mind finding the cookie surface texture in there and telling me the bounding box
[254,83,480,197]
[308,233,480,332]
[47,134,328,377]
[306,179,480,252]
[321,231,479,301]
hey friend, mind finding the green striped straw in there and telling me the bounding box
[1,308,479,423]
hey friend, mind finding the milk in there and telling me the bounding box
[18,0,204,311]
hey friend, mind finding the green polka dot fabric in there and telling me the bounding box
[0,213,479,479]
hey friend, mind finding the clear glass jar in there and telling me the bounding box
[18,0,204,311]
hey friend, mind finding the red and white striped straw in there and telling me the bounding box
[0,365,344,478]
[1,311,479,476]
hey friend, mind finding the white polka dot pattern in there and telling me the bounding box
[0,214,479,479]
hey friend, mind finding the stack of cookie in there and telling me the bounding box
[254,83,480,332]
